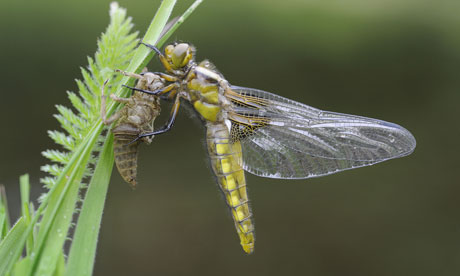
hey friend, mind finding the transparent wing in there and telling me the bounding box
[227,86,416,179]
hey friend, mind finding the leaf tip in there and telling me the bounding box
[110,2,119,12]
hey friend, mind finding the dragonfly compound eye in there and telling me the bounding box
[165,44,175,57]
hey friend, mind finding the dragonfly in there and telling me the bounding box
[124,42,416,254]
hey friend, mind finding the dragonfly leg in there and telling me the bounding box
[122,85,155,95]
[101,80,125,125]
[115,69,143,80]
[101,95,120,125]
[123,82,178,96]
[139,71,179,82]
[129,95,181,144]
[157,72,179,82]
[110,94,131,103]
[140,42,173,72]
[139,42,162,56]
[160,89,178,101]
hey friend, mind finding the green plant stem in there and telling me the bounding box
[65,134,114,276]
[20,174,34,255]
[157,0,203,47]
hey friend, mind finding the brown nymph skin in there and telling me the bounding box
[101,70,164,187]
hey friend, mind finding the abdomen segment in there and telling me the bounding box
[112,125,141,188]
[206,122,255,254]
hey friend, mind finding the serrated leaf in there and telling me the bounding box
[40,176,56,188]
[48,130,75,150]
[41,164,63,177]
[56,105,88,131]
[75,79,95,108]
[54,113,81,139]
[87,57,102,88]
[67,92,91,120]
[42,149,70,164]
[81,68,100,100]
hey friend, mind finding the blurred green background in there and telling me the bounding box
[1,0,459,275]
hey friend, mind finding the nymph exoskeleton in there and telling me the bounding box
[101,70,164,187]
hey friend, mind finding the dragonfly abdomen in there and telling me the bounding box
[206,122,255,254]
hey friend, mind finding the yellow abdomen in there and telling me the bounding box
[206,122,255,254]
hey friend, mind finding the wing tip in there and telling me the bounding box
[392,123,417,157]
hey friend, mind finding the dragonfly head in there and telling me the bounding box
[164,42,195,71]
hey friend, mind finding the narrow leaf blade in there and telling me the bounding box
[65,134,114,276]
[0,217,27,275]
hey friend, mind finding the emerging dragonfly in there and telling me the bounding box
[124,42,416,254]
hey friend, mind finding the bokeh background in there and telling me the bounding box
[1,0,459,275]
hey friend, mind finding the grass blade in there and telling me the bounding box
[0,217,27,274]
[65,134,114,276]
[20,174,34,255]
[0,185,10,241]
[156,0,203,47]
[0,212,5,242]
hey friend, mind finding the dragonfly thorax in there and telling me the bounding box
[186,64,226,122]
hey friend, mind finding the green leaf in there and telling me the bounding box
[75,79,95,111]
[65,134,114,276]
[156,0,204,47]
[42,150,70,165]
[19,175,29,209]
[53,252,66,276]
[47,131,75,151]
[41,164,64,177]
[0,217,27,274]
[67,91,91,120]
[20,174,34,255]
[0,185,10,240]
[0,212,5,242]
[12,256,32,276]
